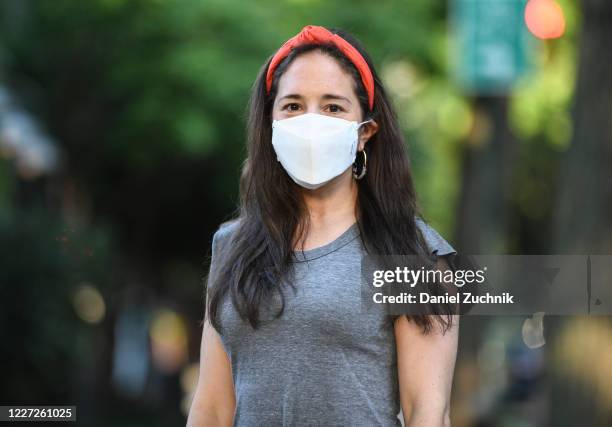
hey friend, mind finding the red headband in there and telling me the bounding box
[265,25,375,111]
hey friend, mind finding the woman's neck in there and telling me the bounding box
[295,171,358,250]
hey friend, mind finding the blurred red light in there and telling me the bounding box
[525,0,566,40]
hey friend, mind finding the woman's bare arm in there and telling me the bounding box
[186,319,235,426]
[394,256,459,427]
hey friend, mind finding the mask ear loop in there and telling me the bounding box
[355,118,373,144]
[358,118,373,127]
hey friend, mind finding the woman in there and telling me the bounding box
[187,25,459,427]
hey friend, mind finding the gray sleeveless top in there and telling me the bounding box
[208,218,456,426]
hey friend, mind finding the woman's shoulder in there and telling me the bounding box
[213,218,240,241]
[414,216,456,257]
[211,218,241,255]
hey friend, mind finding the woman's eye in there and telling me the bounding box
[327,104,345,113]
[283,103,301,112]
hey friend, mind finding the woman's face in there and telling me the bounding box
[272,50,378,151]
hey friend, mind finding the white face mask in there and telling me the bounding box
[271,113,372,190]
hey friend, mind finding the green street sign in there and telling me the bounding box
[449,0,537,94]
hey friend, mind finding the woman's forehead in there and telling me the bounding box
[276,51,355,97]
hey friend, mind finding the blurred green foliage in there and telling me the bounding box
[0,204,116,402]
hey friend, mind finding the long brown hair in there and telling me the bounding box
[207,26,452,334]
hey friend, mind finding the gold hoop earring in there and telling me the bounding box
[352,150,367,180]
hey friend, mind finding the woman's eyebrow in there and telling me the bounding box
[277,93,352,104]
[278,94,303,102]
[321,94,352,105]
